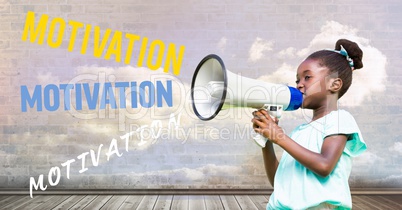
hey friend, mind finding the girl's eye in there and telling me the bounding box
[296,75,311,84]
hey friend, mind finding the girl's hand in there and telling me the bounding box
[252,109,284,144]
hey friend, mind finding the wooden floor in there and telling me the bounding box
[0,194,401,210]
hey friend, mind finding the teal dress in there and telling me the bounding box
[267,110,367,210]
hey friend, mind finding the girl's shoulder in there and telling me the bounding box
[290,109,358,137]
[326,109,367,157]
[326,109,358,128]
[327,109,354,120]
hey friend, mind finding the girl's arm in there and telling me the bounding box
[261,141,279,186]
[276,134,346,177]
[252,112,279,186]
[252,110,347,177]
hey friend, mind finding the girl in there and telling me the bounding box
[252,39,367,209]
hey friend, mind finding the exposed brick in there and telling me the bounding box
[0,0,401,191]
[10,5,48,14]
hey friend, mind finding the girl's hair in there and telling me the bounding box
[306,39,363,99]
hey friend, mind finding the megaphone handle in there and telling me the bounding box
[262,104,283,118]
[253,133,268,148]
[252,104,283,148]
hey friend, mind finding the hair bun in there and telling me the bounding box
[335,39,363,69]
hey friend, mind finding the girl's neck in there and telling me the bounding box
[312,102,338,122]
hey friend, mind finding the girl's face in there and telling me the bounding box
[296,59,332,109]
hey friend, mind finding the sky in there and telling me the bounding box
[2,0,402,190]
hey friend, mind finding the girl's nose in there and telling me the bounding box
[297,83,304,90]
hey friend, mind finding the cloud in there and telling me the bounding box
[389,142,402,155]
[217,37,227,52]
[60,65,217,152]
[301,21,387,106]
[258,63,297,86]
[41,64,260,154]
[278,47,297,58]
[353,151,385,165]
[296,21,359,57]
[248,37,274,62]
[358,175,402,188]
[257,21,388,107]
[129,164,242,184]
[36,71,60,85]
[66,21,387,145]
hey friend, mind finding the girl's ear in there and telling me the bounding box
[329,78,343,93]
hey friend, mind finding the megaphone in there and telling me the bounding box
[190,54,303,147]
[191,54,303,120]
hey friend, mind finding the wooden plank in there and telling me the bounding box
[0,196,29,209]
[135,195,158,210]
[235,195,258,209]
[379,195,402,208]
[0,195,11,201]
[154,195,173,210]
[367,195,402,209]
[248,195,269,210]
[188,195,205,210]
[100,195,128,210]
[0,193,400,210]
[264,195,271,206]
[13,195,54,210]
[83,195,113,210]
[118,195,144,210]
[359,195,398,210]
[220,195,241,210]
[0,196,14,208]
[352,195,366,210]
[352,195,381,210]
[51,195,86,210]
[69,195,98,210]
[170,195,188,210]
[32,195,71,210]
[0,195,26,208]
[352,196,364,210]
[204,195,224,210]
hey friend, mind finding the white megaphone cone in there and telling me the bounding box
[191,54,303,147]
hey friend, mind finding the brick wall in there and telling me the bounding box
[0,0,401,192]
